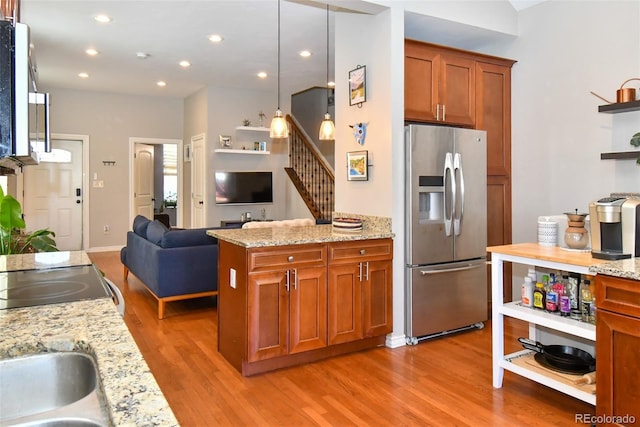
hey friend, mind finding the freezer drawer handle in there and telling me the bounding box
[419,264,483,275]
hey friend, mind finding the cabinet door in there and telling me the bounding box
[405,47,438,122]
[327,263,363,345]
[439,54,476,126]
[362,259,393,337]
[596,309,640,425]
[247,270,289,362]
[289,266,328,354]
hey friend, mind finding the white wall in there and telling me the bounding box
[47,88,184,250]
[334,7,407,346]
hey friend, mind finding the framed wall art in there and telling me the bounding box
[348,65,366,107]
[346,150,368,181]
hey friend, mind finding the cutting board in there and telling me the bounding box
[510,352,596,394]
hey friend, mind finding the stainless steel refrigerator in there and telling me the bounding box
[405,124,488,344]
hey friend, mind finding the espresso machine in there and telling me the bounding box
[589,196,640,260]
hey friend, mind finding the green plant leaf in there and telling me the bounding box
[0,195,26,231]
[631,132,640,147]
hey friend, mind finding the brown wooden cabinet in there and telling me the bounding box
[595,274,640,426]
[217,238,393,376]
[405,39,516,310]
[405,40,476,126]
[327,239,393,345]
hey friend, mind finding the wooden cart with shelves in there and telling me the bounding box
[488,243,608,405]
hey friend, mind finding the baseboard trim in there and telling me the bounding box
[385,332,407,348]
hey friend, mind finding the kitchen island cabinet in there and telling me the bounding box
[210,223,394,376]
[594,273,640,426]
[327,239,393,345]
[488,243,610,405]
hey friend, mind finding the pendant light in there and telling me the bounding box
[318,4,335,141]
[270,0,289,139]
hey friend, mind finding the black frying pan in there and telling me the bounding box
[518,337,595,373]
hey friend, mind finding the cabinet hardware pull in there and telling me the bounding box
[288,256,294,262]
[285,270,290,291]
[436,104,440,121]
[364,262,370,280]
[442,104,446,121]
[292,268,297,290]
[360,249,366,255]
[358,262,363,281]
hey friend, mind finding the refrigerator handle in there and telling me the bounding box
[444,152,454,236]
[419,263,483,275]
[453,152,464,236]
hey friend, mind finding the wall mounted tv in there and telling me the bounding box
[215,171,273,205]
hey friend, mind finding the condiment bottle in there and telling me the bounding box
[533,282,546,310]
[521,277,534,307]
[581,279,593,322]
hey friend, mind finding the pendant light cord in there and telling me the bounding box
[325,4,329,114]
[277,0,281,110]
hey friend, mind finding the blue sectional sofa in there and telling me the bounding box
[120,215,219,319]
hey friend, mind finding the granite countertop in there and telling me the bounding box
[208,213,394,248]
[0,250,92,271]
[0,252,178,426]
[588,257,640,281]
[208,223,394,248]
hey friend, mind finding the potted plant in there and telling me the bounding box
[631,132,640,165]
[0,187,57,254]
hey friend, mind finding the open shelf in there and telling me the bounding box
[501,302,595,340]
[235,126,270,132]
[598,100,640,114]
[214,149,270,155]
[503,350,595,405]
[600,151,639,160]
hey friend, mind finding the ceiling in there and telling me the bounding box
[18,1,537,100]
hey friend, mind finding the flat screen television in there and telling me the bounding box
[215,171,273,205]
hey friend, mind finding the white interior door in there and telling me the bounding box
[191,134,206,228]
[134,143,155,219]
[23,139,83,251]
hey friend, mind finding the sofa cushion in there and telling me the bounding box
[160,228,217,248]
[133,215,151,238]
[146,220,169,245]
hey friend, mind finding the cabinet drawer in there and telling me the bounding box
[249,244,326,272]
[596,274,640,319]
[328,239,393,263]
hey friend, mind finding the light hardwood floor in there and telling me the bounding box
[90,251,594,426]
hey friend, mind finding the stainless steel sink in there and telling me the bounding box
[0,352,111,426]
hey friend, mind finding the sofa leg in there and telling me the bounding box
[123,266,129,280]
[158,300,165,320]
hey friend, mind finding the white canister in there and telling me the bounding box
[537,218,558,247]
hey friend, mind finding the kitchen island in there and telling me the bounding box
[208,218,395,376]
[0,251,178,426]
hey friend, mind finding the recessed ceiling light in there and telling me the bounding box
[179,60,191,68]
[85,48,99,56]
[94,14,111,23]
[136,52,150,59]
[78,72,89,79]
[208,34,224,43]
[257,71,267,79]
[157,81,167,87]
[299,50,312,58]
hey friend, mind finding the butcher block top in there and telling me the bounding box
[487,243,640,281]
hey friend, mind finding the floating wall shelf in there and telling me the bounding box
[235,126,270,132]
[598,100,640,114]
[214,149,270,155]
[600,151,640,160]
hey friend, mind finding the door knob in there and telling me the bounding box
[199,201,204,205]
[76,200,81,204]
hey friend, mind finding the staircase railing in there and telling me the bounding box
[285,114,334,222]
